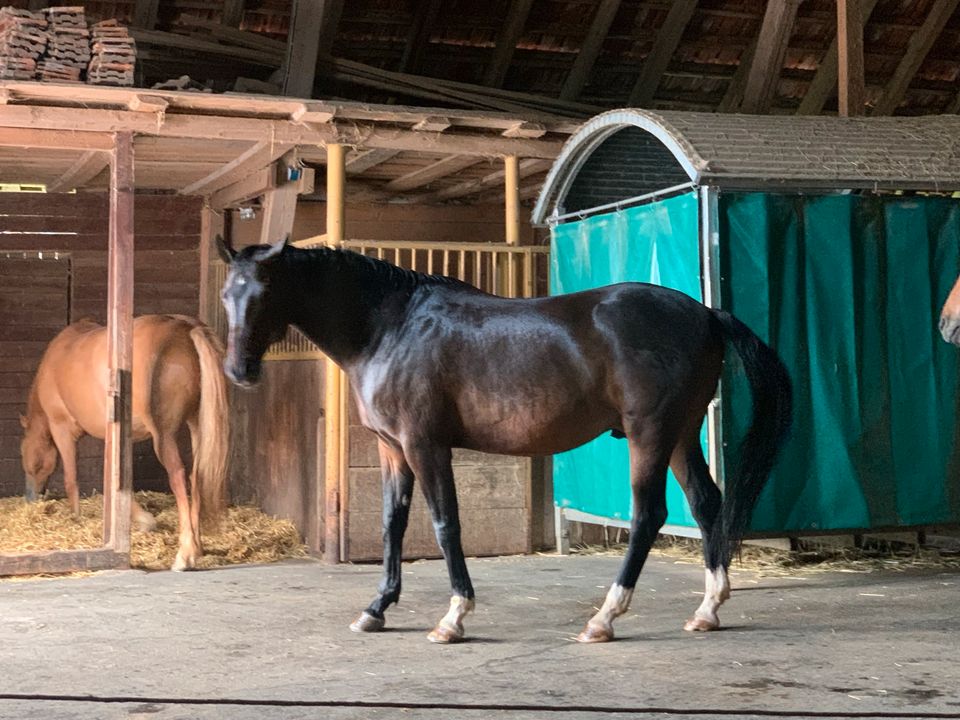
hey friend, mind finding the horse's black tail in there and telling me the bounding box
[712,309,793,568]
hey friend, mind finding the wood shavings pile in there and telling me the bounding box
[0,491,307,574]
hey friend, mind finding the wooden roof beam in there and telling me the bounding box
[797,0,879,115]
[417,158,552,203]
[560,0,623,101]
[872,0,960,115]
[482,0,535,87]
[345,148,401,174]
[502,122,546,139]
[222,0,245,27]
[282,0,325,98]
[628,0,698,107]
[384,155,485,193]
[717,36,757,113]
[180,140,295,196]
[739,0,801,113]
[837,0,866,117]
[398,0,442,74]
[0,127,114,151]
[46,151,111,193]
[132,0,160,29]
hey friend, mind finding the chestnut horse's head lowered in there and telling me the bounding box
[19,412,57,502]
[941,271,960,345]
[217,235,290,386]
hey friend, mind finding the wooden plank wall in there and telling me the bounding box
[0,192,202,501]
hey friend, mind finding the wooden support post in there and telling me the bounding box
[837,0,865,117]
[483,0,535,87]
[132,0,160,29]
[504,155,520,246]
[199,205,224,324]
[739,0,800,113]
[102,131,134,556]
[282,0,324,98]
[324,143,346,563]
[560,0,622,101]
[628,0,698,106]
[258,182,300,245]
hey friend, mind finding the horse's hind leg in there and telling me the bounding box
[578,433,670,643]
[187,419,202,552]
[153,430,200,571]
[351,440,415,633]
[671,438,729,632]
[404,442,474,644]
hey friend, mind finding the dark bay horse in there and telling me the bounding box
[20,315,230,570]
[219,236,792,643]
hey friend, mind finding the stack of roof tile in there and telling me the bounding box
[86,18,135,86]
[0,7,48,80]
[40,5,89,82]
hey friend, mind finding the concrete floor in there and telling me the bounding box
[1,553,958,720]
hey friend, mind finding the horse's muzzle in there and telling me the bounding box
[940,315,960,346]
[224,357,262,388]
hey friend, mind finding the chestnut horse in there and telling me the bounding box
[940,272,960,345]
[219,237,792,643]
[20,315,229,570]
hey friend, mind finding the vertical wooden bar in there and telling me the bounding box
[458,250,466,281]
[837,0,865,117]
[102,131,134,555]
[473,250,482,287]
[324,142,346,563]
[523,251,534,298]
[507,252,517,297]
[199,204,224,325]
[442,249,450,276]
[427,249,434,275]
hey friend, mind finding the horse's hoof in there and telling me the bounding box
[428,623,465,644]
[684,615,719,632]
[350,612,385,633]
[576,623,614,643]
[171,552,196,572]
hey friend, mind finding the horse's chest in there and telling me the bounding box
[353,361,398,435]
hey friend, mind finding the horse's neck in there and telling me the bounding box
[24,382,51,436]
[287,249,427,367]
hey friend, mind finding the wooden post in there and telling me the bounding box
[324,143,346,563]
[504,155,520,246]
[102,131,134,555]
[199,204,224,324]
[837,0,865,117]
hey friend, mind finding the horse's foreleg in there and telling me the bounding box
[672,442,729,632]
[578,436,669,643]
[351,440,415,633]
[154,433,199,571]
[48,425,79,515]
[405,442,474,644]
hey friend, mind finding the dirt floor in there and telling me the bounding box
[1,552,959,720]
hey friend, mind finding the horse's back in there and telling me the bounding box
[33,315,207,439]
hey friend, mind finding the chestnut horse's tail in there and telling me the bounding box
[189,324,230,527]
[712,310,793,568]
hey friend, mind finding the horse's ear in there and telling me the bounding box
[19,414,28,430]
[215,235,235,264]
[259,235,288,262]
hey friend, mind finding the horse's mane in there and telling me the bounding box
[290,246,477,297]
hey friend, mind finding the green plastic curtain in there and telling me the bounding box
[721,193,960,532]
[549,191,702,527]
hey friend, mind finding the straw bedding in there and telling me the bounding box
[0,491,307,573]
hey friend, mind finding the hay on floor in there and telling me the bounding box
[0,491,307,573]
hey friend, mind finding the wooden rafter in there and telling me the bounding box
[628,0,698,107]
[345,148,401,174]
[797,0,879,115]
[398,0,442,74]
[180,140,295,196]
[739,0,801,113]
[132,0,160,29]
[46,151,110,193]
[837,0,865,117]
[560,0,623,101]
[222,0,245,28]
[282,0,325,98]
[483,0,535,87]
[384,155,485,193]
[717,36,757,113]
[872,0,960,115]
[0,127,114,151]
[417,159,552,203]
